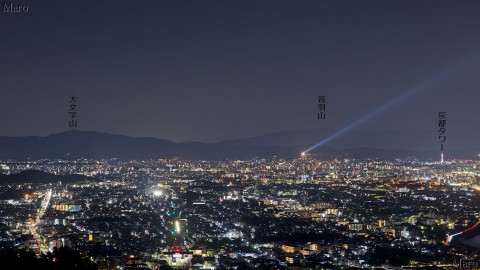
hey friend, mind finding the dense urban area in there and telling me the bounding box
[1,156,480,269]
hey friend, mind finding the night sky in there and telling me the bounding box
[2,0,480,144]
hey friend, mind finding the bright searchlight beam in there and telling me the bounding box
[304,51,480,153]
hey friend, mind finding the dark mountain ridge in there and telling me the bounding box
[0,130,475,160]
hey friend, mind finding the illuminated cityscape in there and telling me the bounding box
[2,0,480,269]
[1,157,480,269]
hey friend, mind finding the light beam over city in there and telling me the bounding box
[2,1,480,269]
[304,50,480,153]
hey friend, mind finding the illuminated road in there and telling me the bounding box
[446,220,480,245]
[29,189,52,254]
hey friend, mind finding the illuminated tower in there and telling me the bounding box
[441,144,444,163]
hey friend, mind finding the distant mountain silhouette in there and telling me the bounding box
[0,170,92,183]
[0,130,476,160]
[221,127,480,151]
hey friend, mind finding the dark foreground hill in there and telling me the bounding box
[0,170,93,183]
